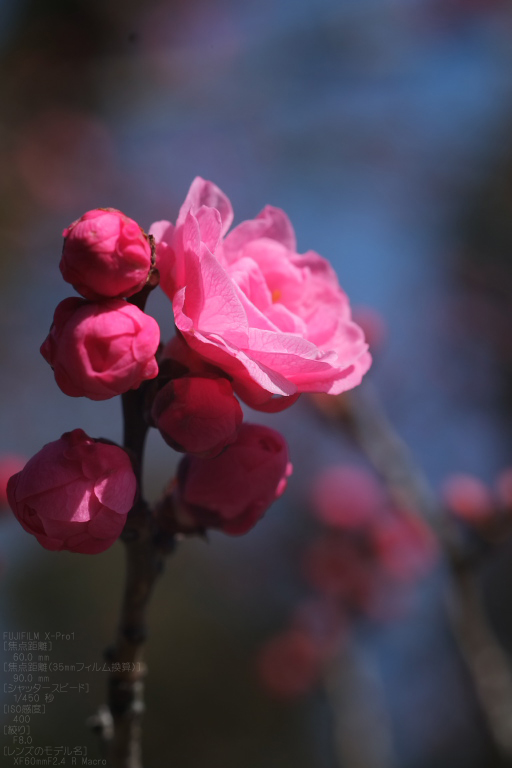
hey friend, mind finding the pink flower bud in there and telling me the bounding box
[60,208,152,300]
[41,298,160,400]
[7,429,136,554]
[152,376,243,457]
[256,629,322,699]
[175,423,292,535]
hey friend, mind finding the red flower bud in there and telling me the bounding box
[175,423,292,535]
[152,376,243,457]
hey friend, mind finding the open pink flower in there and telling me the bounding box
[60,208,152,300]
[150,178,371,412]
[41,297,160,400]
[7,429,136,554]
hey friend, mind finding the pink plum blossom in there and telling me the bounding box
[40,297,160,400]
[151,375,243,457]
[7,429,136,554]
[60,208,152,300]
[174,423,292,535]
[150,177,371,412]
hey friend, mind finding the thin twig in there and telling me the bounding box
[101,382,164,768]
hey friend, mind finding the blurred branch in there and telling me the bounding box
[310,385,456,550]
[448,567,512,760]
[310,383,512,764]
[324,641,397,768]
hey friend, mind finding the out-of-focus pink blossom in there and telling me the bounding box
[175,423,292,535]
[495,468,512,510]
[291,598,347,658]
[310,465,384,529]
[352,306,387,351]
[303,534,374,608]
[0,455,26,507]
[16,109,115,213]
[371,510,437,582]
[304,501,436,617]
[441,473,494,524]
[152,376,243,457]
[150,177,371,412]
[60,209,152,300]
[256,629,323,699]
[40,298,160,400]
[7,429,136,554]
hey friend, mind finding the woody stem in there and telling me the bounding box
[102,266,167,768]
[103,386,165,768]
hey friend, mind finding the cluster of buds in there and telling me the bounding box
[7,178,371,554]
[257,464,437,698]
[42,210,160,400]
[8,208,159,553]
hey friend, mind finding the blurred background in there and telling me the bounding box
[2,0,512,766]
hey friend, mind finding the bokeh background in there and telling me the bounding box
[2,0,512,766]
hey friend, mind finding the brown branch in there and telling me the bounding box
[310,383,512,764]
[99,382,165,768]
